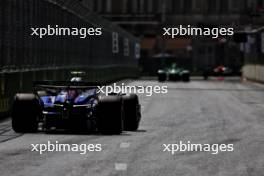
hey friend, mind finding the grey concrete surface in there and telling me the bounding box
[0,79,264,176]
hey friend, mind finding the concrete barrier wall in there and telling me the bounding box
[0,0,139,70]
[243,65,264,83]
[242,27,264,83]
[0,0,140,117]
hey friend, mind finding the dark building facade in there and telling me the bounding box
[86,0,264,74]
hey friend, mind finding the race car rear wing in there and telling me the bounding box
[33,81,101,90]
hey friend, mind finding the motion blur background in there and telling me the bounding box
[87,0,264,76]
[1,0,264,116]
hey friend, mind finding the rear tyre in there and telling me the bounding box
[12,93,41,133]
[122,94,141,131]
[203,71,209,80]
[158,73,166,82]
[97,96,123,134]
[182,72,190,82]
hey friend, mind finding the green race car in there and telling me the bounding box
[158,63,190,82]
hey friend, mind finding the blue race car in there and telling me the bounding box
[11,81,141,134]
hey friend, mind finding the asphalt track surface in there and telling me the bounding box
[1,79,264,176]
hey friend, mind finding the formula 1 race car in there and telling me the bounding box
[213,66,233,76]
[11,81,141,134]
[202,65,234,80]
[158,63,190,82]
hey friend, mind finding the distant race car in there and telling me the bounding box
[158,63,190,82]
[213,66,233,76]
[11,81,141,134]
[203,65,233,80]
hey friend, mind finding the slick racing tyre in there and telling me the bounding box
[12,93,41,133]
[97,96,123,134]
[158,72,167,82]
[122,94,141,131]
[181,71,190,82]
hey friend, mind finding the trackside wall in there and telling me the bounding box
[0,0,140,117]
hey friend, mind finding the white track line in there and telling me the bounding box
[115,163,127,171]
[120,142,130,148]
